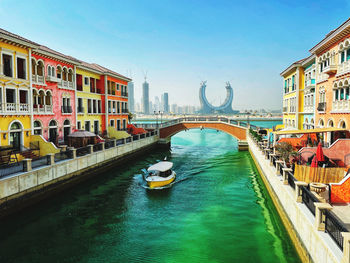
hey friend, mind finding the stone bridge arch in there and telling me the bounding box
[159,122,247,141]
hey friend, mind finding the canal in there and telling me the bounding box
[0,128,300,263]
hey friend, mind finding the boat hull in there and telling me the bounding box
[146,173,176,189]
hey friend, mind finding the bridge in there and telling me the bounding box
[135,117,262,151]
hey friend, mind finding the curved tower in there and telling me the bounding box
[199,81,237,114]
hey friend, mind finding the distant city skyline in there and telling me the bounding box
[1,1,349,110]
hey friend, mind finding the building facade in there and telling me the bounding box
[281,18,350,143]
[31,46,78,144]
[0,29,38,150]
[0,27,131,151]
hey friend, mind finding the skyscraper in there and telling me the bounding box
[162,92,169,113]
[127,81,134,113]
[142,80,149,114]
[154,96,160,112]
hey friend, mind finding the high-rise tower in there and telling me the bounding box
[127,81,134,113]
[162,92,169,113]
[142,79,149,114]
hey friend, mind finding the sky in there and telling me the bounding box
[1,0,350,110]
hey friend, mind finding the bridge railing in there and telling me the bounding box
[134,117,262,130]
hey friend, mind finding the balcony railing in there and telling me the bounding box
[322,64,337,75]
[19,103,29,112]
[46,75,60,83]
[6,103,16,112]
[305,79,315,87]
[332,100,350,111]
[338,61,350,75]
[59,80,74,89]
[121,92,128,97]
[317,102,326,112]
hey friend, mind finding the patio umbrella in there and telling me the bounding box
[311,155,318,167]
[316,142,325,162]
[309,155,318,182]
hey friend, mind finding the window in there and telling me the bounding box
[117,101,120,113]
[85,121,90,131]
[117,84,119,90]
[17,57,26,79]
[33,120,42,135]
[84,77,89,85]
[98,100,101,113]
[110,119,115,127]
[19,90,28,104]
[78,98,83,113]
[3,54,13,77]
[93,100,97,113]
[6,89,15,103]
[88,99,92,113]
[113,101,116,113]
[123,119,126,130]
[108,101,111,113]
[117,119,121,130]
[57,66,62,79]
[77,121,81,130]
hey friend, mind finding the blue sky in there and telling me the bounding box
[0,0,349,110]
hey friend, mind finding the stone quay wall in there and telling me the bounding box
[248,134,344,263]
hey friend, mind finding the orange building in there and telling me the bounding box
[310,18,350,144]
[91,64,130,131]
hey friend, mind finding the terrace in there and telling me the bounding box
[249,128,350,259]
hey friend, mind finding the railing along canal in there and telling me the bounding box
[248,132,350,252]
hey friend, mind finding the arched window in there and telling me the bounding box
[319,119,324,128]
[33,120,42,135]
[339,120,347,129]
[37,61,44,76]
[328,119,334,127]
[57,66,62,79]
[48,66,51,76]
[64,119,70,126]
[49,120,57,127]
[10,122,22,130]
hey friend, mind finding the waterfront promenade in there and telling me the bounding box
[247,132,349,263]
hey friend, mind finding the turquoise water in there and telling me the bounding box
[0,129,299,263]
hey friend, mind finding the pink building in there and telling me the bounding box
[31,46,79,144]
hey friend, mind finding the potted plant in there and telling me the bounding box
[275,142,297,167]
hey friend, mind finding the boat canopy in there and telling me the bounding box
[148,161,173,172]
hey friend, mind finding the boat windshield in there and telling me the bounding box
[159,169,172,177]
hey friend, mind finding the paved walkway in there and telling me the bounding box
[332,204,350,230]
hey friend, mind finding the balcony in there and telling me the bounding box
[332,100,350,112]
[317,102,326,112]
[32,75,45,84]
[122,109,129,114]
[0,103,29,113]
[305,79,315,88]
[46,75,60,83]
[304,105,314,113]
[59,80,74,89]
[322,64,337,75]
[121,92,128,97]
[33,104,53,114]
[338,61,350,75]
[61,105,72,114]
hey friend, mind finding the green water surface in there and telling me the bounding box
[0,129,299,263]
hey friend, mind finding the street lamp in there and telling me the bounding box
[154,110,159,129]
[160,111,163,126]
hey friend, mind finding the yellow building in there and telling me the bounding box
[0,29,39,150]
[75,62,105,135]
[281,58,306,130]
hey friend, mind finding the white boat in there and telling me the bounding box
[145,161,176,188]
